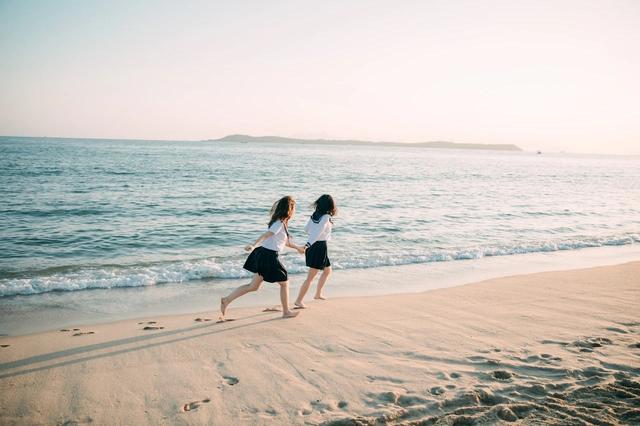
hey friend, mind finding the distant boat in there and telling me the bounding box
[537,150,542,155]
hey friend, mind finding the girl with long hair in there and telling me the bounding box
[220,196,305,319]
[294,194,336,308]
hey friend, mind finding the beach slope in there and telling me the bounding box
[1,262,639,425]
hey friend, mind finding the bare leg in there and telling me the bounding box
[220,274,263,319]
[314,266,332,300]
[294,268,320,308]
[278,281,299,318]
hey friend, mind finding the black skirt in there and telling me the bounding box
[305,241,331,270]
[243,246,288,283]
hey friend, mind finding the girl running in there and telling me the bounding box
[294,194,336,308]
[220,196,305,320]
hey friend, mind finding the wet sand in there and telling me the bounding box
[1,262,639,425]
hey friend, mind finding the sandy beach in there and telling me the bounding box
[3,1,640,424]
[1,261,639,425]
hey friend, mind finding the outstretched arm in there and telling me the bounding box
[286,237,306,254]
[245,231,274,252]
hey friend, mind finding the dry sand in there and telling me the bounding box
[1,262,639,425]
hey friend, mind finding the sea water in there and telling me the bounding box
[1,137,639,332]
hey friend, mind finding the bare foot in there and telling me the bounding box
[314,295,327,300]
[294,302,307,309]
[263,306,281,312]
[282,310,300,318]
[220,297,229,319]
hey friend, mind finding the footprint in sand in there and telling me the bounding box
[59,415,93,425]
[491,370,513,381]
[521,383,547,397]
[194,318,212,322]
[310,399,335,412]
[367,391,429,408]
[537,353,562,362]
[72,331,95,337]
[182,398,210,412]
[376,391,400,404]
[430,386,446,396]
[510,352,562,364]
[497,407,519,422]
[367,375,405,384]
[224,376,239,385]
[396,394,430,407]
[1,344,10,348]
[572,336,613,349]
[59,329,70,332]
[142,321,164,330]
[541,339,569,346]
[467,355,487,363]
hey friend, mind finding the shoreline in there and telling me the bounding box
[2,244,640,336]
[1,261,639,424]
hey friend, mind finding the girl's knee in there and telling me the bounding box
[278,281,289,287]
[323,267,332,275]
[249,282,262,291]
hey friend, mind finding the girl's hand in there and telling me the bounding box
[297,246,305,254]
[245,245,254,252]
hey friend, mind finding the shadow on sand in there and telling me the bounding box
[0,312,281,379]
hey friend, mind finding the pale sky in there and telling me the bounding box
[1,0,639,154]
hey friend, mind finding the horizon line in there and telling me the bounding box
[1,134,638,157]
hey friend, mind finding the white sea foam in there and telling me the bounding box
[1,234,637,297]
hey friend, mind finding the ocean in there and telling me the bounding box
[1,136,639,333]
[1,136,639,297]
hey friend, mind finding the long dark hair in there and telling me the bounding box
[268,196,296,227]
[311,194,336,221]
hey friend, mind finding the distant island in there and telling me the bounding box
[205,135,522,151]
[207,134,522,151]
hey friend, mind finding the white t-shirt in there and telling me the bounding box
[261,219,289,252]
[305,214,332,246]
